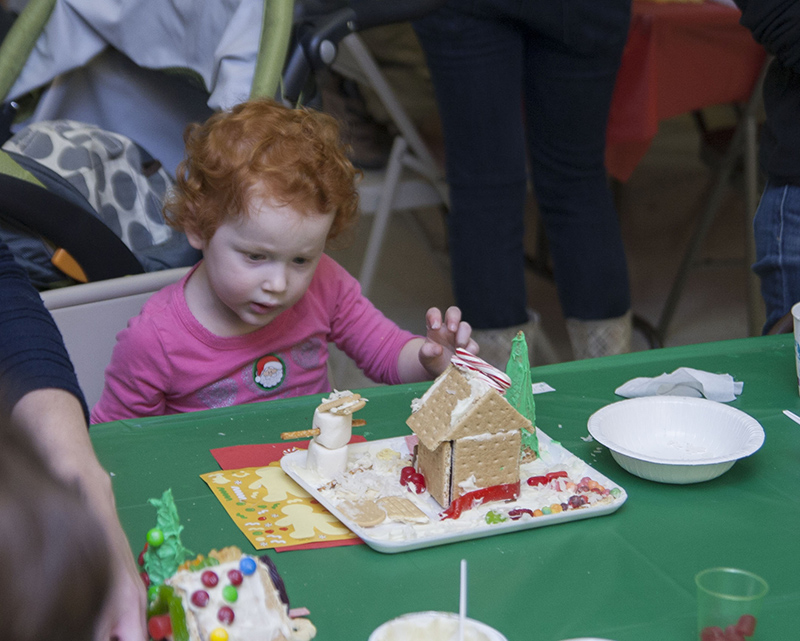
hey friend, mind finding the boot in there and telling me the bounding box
[471,311,540,371]
[565,310,632,360]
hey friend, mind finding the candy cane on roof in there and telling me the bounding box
[451,348,512,392]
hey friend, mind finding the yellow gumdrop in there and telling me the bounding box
[210,628,229,641]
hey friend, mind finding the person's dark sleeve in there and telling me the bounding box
[735,0,800,74]
[0,240,89,422]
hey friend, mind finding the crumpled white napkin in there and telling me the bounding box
[615,367,743,402]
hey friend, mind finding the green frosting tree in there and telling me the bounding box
[504,331,539,459]
[143,489,193,586]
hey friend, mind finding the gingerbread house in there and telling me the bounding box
[406,364,532,509]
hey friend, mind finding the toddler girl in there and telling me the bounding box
[91,99,475,423]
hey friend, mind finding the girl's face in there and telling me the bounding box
[185,196,334,337]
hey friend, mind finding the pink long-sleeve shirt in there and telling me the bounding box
[91,255,416,423]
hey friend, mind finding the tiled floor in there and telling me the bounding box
[327,108,761,390]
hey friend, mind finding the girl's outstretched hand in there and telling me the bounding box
[418,306,478,377]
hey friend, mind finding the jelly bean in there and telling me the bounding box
[227,569,243,586]
[209,628,229,641]
[147,614,172,641]
[222,585,238,603]
[724,624,745,641]
[541,506,552,515]
[550,503,563,514]
[191,590,210,608]
[561,502,569,511]
[239,557,257,576]
[138,543,148,567]
[700,626,725,641]
[736,614,756,636]
[485,511,507,524]
[147,585,159,602]
[610,488,621,498]
[533,509,543,517]
[508,508,533,520]
[140,570,150,588]
[146,528,165,547]
[201,570,219,588]
[526,475,547,487]
[218,606,235,625]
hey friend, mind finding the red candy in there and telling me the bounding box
[201,570,219,588]
[140,570,150,588]
[442,482,521,519]
[399,466,417,486]
[227,569,243,586]
[138,542,149,567]
[218,606,235,624]
[147,614,172,640]
[723,625,745,641]
[546,471,568,481]
[407,472,426,494]
[700,627,725,641]
[736,615,756,636]
[191,590,210,608]
[508,508,534,520]
[526,475,547,487]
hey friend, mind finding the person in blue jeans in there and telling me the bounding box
[413,0,633,365]
[734,0,800,334]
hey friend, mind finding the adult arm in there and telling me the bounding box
[735,0,800,72]
[0,241,147,641]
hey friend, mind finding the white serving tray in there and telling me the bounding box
[280,430,627,553]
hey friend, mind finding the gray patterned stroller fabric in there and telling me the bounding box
[1,120,199,288]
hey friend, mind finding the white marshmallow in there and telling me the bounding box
[312,408,352,449]
[306,440,348,479]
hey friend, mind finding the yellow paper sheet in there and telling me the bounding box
[200,463,357,550]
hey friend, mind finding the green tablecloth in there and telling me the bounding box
[90,334,800,640]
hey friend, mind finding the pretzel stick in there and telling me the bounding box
[280,428,320,440]
[318,393,361,413]
[352,419,366,427]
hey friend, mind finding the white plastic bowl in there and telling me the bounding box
[587,396,764,484]
[369,612,507,641]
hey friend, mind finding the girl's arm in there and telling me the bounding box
[397,306,478,383]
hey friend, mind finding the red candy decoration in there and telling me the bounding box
[442,482,521,519]
[546,471,568,481]
[140,570,150,588]
[201,570,219,588]
[736,615,756,636]
[227,569,244,586]
[147,614,172,640]
[508,508,534,520]
[191,590,210,608]
[700,627,725,641]
[407,472,426,494]
[218,606,235,625]
[399,466,417,486]
[138,542,149,567]
[723,625,745,641]
[526,475,547,487]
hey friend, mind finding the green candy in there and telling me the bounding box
[485,510,507,524]
[146,527,165,547]
[222,585,239,603]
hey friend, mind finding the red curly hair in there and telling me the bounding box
[165,99,360,245]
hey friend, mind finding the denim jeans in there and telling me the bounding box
[414,0,631,329]
[752,180,800,333]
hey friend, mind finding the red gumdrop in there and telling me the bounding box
[218,606,235,624]
[408,472,426,494]
[723,625,745,641]
[736,615,756,637]
[228,569,244,586]
[140,570,150,588]
[201,570,219,587]
[399,466,416,486]
[700,626,725,641]
[147,614,172,640]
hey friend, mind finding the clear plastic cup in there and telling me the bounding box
[696,567,768,639]
[368,611,507,641]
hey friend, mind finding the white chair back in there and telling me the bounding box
[41,267,190,410]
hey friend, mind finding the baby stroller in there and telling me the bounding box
[0,0,445,288]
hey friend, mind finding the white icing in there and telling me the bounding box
[168,556,292,641]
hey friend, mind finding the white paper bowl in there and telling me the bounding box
[587,396,764,484]
[369,611,507,641]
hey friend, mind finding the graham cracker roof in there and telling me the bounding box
[407,365,532,451]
